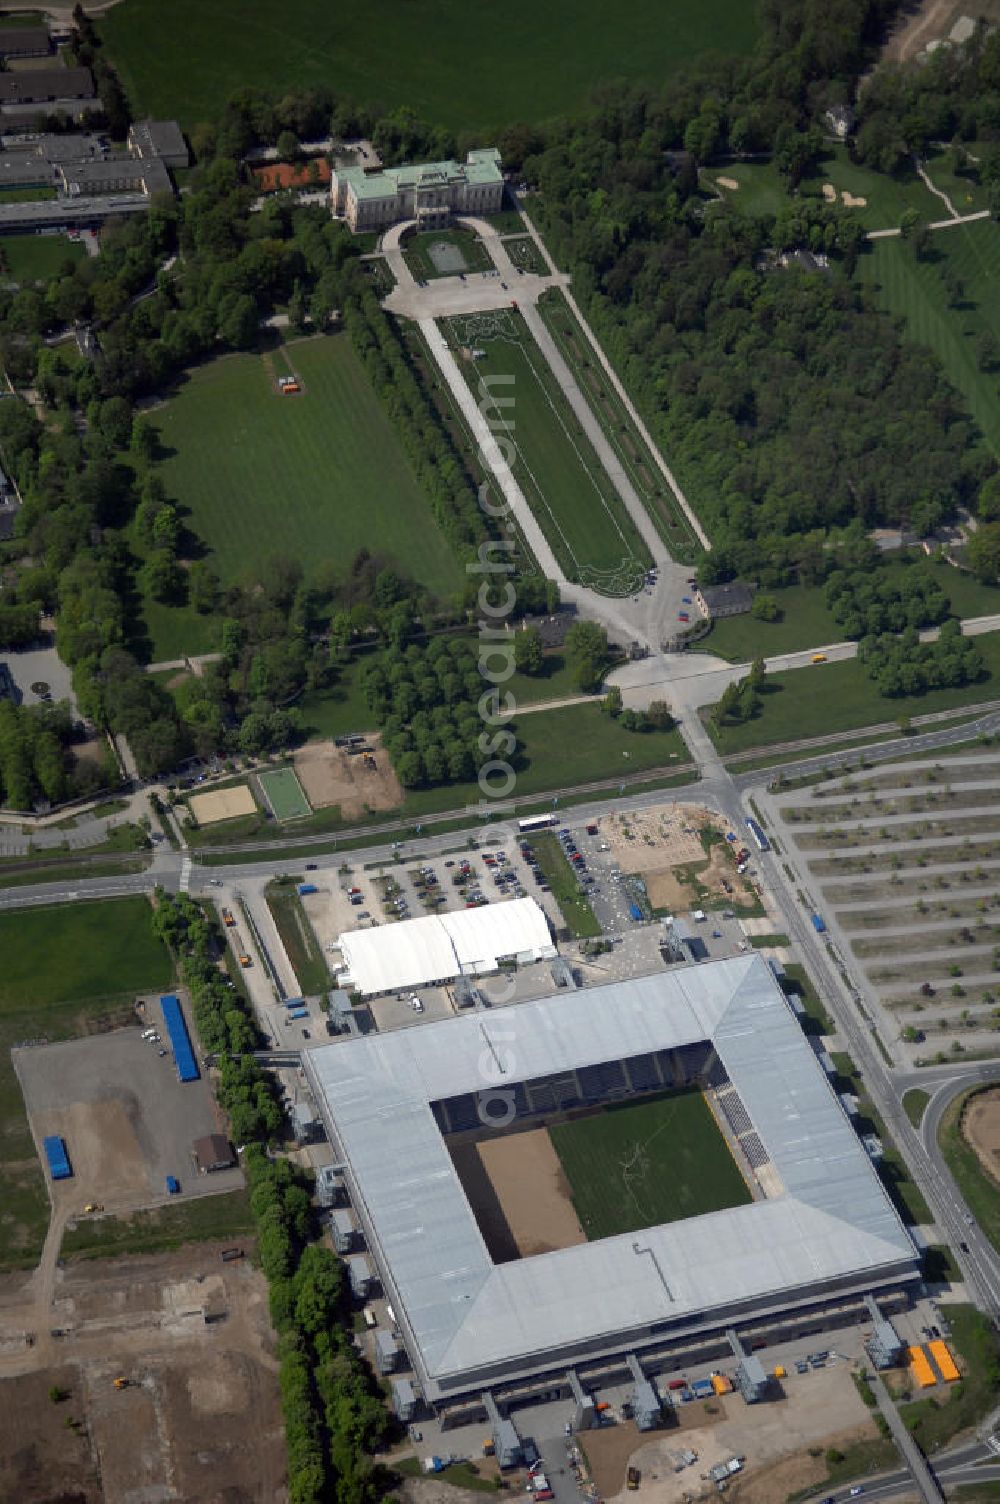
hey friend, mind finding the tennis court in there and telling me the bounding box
[257,766,312,821]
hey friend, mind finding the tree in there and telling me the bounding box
[513,626,543,675]
[276,129,300,162]
[565,621,608,693]
[750,593,781,622]
[646,699,674,730]
[967,523,1000,584]
[899,208,919,239]
[603,684,623,718]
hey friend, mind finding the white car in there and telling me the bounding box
[410,997,424,1012]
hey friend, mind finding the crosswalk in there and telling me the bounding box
[179,857,192,892]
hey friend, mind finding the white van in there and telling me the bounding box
[362,1307,377,1329]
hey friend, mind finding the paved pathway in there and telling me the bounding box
[417,316,566,583]
[516,201,710,553]
[868,207,990,240]
[915,158,958,218]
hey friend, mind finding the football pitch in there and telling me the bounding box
[442,310,652,595]
[548,1089,752,1240]
[258,766,311,821]
[151,334,463,596]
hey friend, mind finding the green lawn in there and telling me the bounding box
[858,220,1000,460]
[536,288,701,559]
[549,1089,752,1241]
[702,584,841,661]
[779,962,833,1037]
[708,630,1000,756]
[938,1088,1000,1256]
[922,149,988,217]
[523,833,600,938]
[99,0,756,134]
[0,233,85,284]
[710,147,941,232]
[702,559,1000,663]
[61,1188,255,1260]
[903,1089,931,1129]
[265,883,330,995]
[441,308,652,594]
[151,334,463,599]
[0,898,172,1270]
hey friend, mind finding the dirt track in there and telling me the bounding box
[294,736,402,819]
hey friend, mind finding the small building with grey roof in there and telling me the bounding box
[0,67,94,107]
[0,27,52,58]
[305,955,918,1414]
[127,119,189,170]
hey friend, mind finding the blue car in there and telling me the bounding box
[166,1175,180,1195]
[682,595,693,603]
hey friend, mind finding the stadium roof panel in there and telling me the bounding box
[336,895,555,995]
[307,955,917,1398]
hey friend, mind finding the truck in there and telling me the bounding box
[221,908,236,926]
[629,902,643,922]
[298,883,318,896]
[690,1378,714,1399]
[626,1468,641,1491]
[811,913,826,933]
[531,1474,554,1501]
[286,1006,309,1020]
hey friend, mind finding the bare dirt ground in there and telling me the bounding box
[0,1243,284,1503]
[474,1128,585,1257]
[294,735,402,819]
[598,1367,876,1504]
[963,1087,1000,1185]
[601,804,744,911]
[190,783,258,824]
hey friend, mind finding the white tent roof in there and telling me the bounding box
[338,896,554,995]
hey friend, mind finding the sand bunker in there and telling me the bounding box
[189,784,257,824]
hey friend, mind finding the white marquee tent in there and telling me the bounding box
[337,896,555,996]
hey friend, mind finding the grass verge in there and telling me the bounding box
[903,1089,931,1128]
[523,832,599,938]
[61,1188,255,1261]
[938,1087,1000,1255]
[266,882,330,995]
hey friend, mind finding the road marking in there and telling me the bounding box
[179,857,192,893]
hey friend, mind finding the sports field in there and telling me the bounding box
[549,1089,752,1240]
[99,0,756,133]
[442,309,652,594]
[0,897,172,1269]
[858,220,1000,460]
[258,766,311,821]
[151,334,463,596]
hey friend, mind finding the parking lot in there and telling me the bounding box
[14,1016,243,1214]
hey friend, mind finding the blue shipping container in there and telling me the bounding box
[629,902,643,922]
[690,1380,714,1398]
[811,913,826,933]
[297,883,318,895]
[43,1134,72,1180]
[287,1006,309,1020]
[160,994,200,1082]
[283,996,305,1009]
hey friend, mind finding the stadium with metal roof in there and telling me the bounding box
[305,955,918,1409]
[334,895,555,996]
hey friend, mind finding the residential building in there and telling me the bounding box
[0,27,52,58]
[695,581,756,618]
[331,147,503,233]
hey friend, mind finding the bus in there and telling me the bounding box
[746,816,770,852]
[518,814,556,833]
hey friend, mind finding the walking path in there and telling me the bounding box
[517,203,710,552]
[915,158,958,218]
[868,207,990,240]
[416,316,565,583]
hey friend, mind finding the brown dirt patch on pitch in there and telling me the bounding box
[189,783,257,824]
[473,1128,586,1258]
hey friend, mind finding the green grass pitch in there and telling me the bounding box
[99,0,757,134]
[258,766,311,821]
[548,1089,752,1240]
[150,334,464,598]
[442,309,652,595]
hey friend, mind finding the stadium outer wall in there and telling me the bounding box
[303,1054,920,1420]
